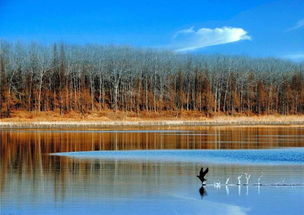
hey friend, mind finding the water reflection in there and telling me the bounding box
[1,126,304,215]
[2,156,304,200]
[199,186,207,198]
[2,156,304,215]
[2,126,304,170]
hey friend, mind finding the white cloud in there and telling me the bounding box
[173,26,195,38]
[287,19,304,31]
[173,26,251,52]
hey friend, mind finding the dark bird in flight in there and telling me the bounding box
[197,167,209,185]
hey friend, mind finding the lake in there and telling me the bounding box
[1,126,304,215]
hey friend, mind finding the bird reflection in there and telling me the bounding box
[199,186,207,198]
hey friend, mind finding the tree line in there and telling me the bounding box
[0,41,304,118]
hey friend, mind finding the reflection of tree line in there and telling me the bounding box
[1,127,304,196]
[1,156,202,201]
[2,155,304,203]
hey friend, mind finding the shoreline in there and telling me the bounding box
[2,115,304,129]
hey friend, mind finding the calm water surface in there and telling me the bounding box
[1,126,304,215]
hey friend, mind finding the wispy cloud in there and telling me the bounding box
[173,26,251,52]
[287,19,304,31]
[173,26,195,38]
[282,53,304,62]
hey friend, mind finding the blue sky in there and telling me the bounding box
[0,0,303,61]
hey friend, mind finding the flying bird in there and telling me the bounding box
[197,167,209,185]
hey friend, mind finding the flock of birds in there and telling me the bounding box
[196,166,304,197]
[197,167,304,187]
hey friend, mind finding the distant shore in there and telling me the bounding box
[1,112,304,129]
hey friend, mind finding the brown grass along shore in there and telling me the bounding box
[1,111,304,129]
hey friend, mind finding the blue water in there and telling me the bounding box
[53,148,304,165]
[2,127,304,215]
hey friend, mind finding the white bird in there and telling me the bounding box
[237,175,242,185]
[257,175,263,186]
[225,177,230,185]
[244,173,251,185]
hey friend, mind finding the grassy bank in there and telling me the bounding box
[1,111,304,129]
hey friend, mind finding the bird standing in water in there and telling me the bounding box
[197,167,209,185]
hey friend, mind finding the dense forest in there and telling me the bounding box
[0,41,304,118]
